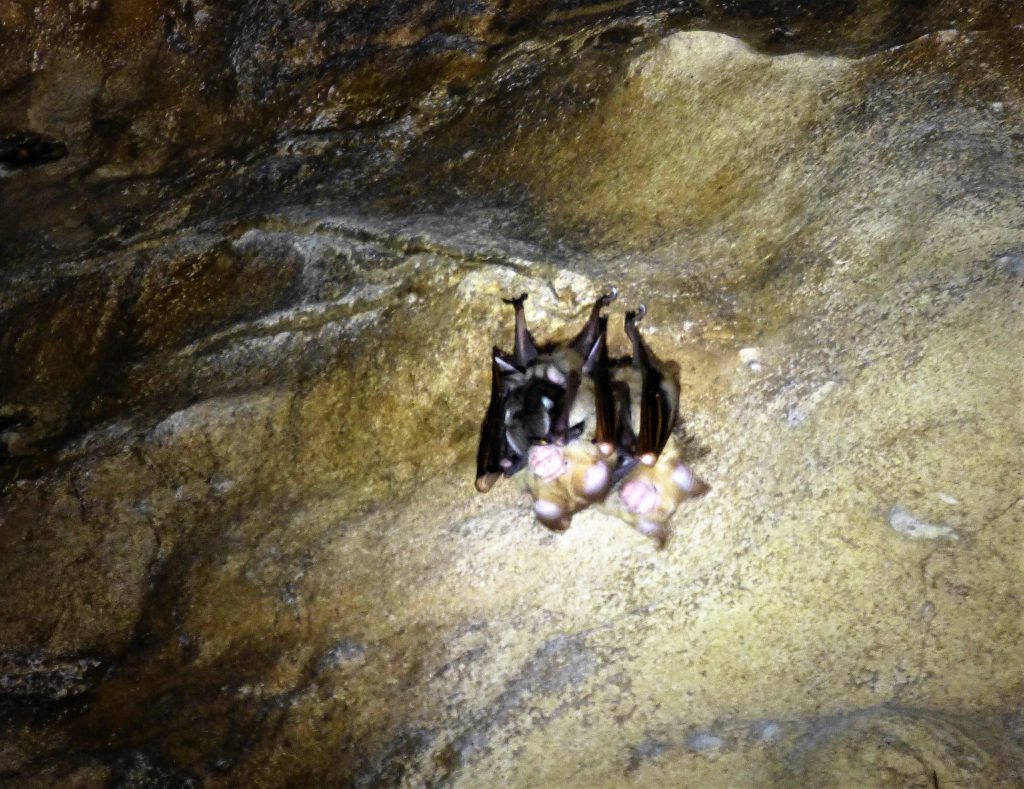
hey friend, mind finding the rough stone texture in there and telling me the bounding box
[3,0,1020,266]
[1,3,1023,788]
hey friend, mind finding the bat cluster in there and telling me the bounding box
[475,291,708,547]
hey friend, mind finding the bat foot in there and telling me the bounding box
[502,292,528,307]
[625,304,648,325]
[599,287,619,306]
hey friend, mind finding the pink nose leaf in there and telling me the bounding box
[528,444,568,480]
[620,477,659,515]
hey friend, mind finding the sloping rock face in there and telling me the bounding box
[1,1,1022,787]
[0,0,1010,263]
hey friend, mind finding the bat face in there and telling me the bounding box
[518,367,617,532]
[523,441,614,531]
[475,292,707,547]
[608,434,709,548]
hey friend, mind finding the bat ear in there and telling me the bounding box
[672,463,709,497]
[534,499,573,531]
[635,519,668,549]
[492,347,521,374]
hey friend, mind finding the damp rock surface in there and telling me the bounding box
[1,4,1023,788]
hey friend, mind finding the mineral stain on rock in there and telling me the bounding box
[436,632,596,773]
[0,651,102,701]
[1,0,1022,786]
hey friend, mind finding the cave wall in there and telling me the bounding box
[1,1,1022,787]
[2,1,1019,259]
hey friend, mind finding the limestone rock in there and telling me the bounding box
[0,4,1021,787]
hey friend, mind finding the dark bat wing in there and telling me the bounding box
[568,289,618,360]
[583,317,616,454]
[612,378,637,459]
[503,293,539,368]
[638,375,678,463]
[548,369,581,446]
[625,306,679,464]
[475,347,513,492]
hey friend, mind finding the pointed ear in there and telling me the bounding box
[534,499,573,532]
[635,519,668,549]
[492,346,521,375]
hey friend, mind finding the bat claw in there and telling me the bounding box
[599,287,618,306]
[475,473,500,493]
[625,304,647,325]
[502,292,528,306]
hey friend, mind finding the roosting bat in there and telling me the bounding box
[475,291,616,489]
[603,307,709,547]
[607,433,709,547]
[474,292,707,547]
[519,309,617,532]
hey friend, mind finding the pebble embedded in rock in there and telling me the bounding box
[888,505,957,540]
[739,346,763,372]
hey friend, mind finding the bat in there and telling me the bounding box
[518,339,618,532]
[522,433,615,532]
[623,305,680,467]
[474,290,618,492]
[474,291,707,546]
[607,433,709,548]
[604,306,707,546]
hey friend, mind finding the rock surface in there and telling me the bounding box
[1,2,1022,787]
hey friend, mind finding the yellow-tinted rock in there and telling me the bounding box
[0,16,1021,789]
